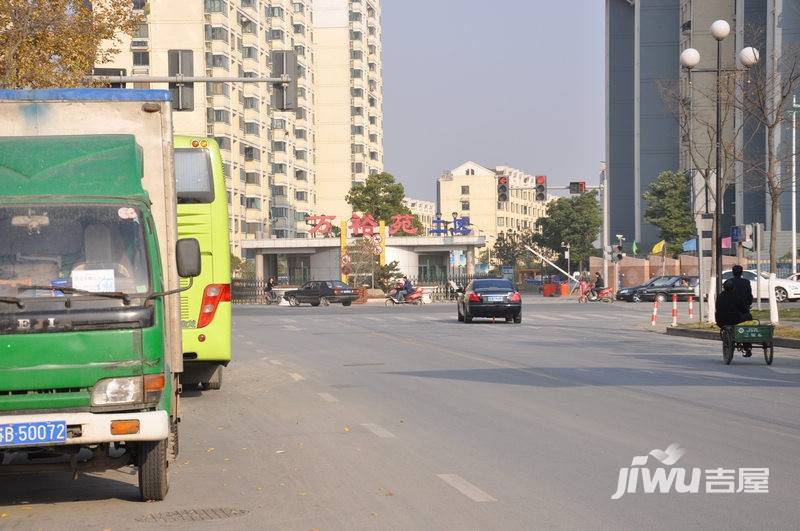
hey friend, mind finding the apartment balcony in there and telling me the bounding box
[271,150,289,164]
[242,31,260,48]
[205,12,228,27]
[207,39,229,54]
[245,208,263,223]
[206,93,231,109]
[245,182,262,197]
[243,158,262,172]
[209,122,232,137]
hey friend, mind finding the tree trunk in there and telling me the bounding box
[769,196,779,273]
[766,125,780,273]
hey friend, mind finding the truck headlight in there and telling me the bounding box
[92,377,143,406]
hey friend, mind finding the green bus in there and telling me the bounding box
[174,136,232,390]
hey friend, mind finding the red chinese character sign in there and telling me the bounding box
[389,214,418,236]
[306,215,337,236]
[350,214,379,237]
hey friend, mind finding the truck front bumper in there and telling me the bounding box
[0,410,168,447]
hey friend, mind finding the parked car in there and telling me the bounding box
[457,278,522,323]
[283,280,357,307]
[723,269,800,302]
[624,275,699,303]
[616,276,661,302]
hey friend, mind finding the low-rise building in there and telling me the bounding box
[436,161,550,241]
[403,197,435,231]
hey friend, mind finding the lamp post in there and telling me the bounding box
[680,20,759,295]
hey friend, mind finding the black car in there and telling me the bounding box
[283,280,357,307]
[616,276,662,302]
[626,275,699,303]
[457,278,522,323]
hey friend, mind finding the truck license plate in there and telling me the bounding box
[0,421,67,447]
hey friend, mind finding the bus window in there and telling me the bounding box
[175,149,214,204]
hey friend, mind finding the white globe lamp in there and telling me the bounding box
[710,20,731,41]
[739,47,760,68]
[680,48,701,69]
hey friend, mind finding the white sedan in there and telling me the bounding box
[723,269,800,302]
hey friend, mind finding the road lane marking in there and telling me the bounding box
[318,393,339,402]
[531,314,558,321]
[290,372,305,381]
[268,359,282,365]
[366,316,383,322]
[437,474,497,502]
[569,314,588,320]
[283,325,301,331]
[360,423,396,438]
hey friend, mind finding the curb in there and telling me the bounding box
[665,326,800,350]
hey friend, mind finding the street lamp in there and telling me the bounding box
[680,20,759,295]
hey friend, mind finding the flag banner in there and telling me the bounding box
[651,240,666,255]
[721,236,732,249]
[632,241,638,256]
[682,238,697,252]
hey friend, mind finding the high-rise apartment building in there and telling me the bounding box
[607,0,800,250]
[100,0,384,256]
[436,162,549,242]
[314,0,384,220]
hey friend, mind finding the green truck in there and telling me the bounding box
[0,89,200,501]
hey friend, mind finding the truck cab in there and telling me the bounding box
[0,90,196,501]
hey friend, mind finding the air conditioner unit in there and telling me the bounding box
[131,38,149,49]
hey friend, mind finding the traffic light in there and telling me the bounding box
[569,181,587,194]
[270,50,298,111]
[497,175,509,202]
[535,175,547,201]
[612,244,624,262]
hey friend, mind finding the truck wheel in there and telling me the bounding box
[138,439,169,501]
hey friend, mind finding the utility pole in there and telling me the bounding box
[601,162,609,289]
[561,242,571,278]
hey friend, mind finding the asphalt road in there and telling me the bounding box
[2,298,800,530]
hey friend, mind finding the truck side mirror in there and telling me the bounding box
[176,238,201,278]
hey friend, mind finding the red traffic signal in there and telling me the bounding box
[535,175,547,201]
[497,175,509,202]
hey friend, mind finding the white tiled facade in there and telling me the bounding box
[403,198,435,231]
[100,0,382,256]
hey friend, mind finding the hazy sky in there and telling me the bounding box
[381,0,606,201]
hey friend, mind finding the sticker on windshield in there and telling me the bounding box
[71,269,115,293]
[118,207,138,221]
[136,285,147,293]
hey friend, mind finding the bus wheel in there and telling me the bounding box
[138,439,169,501]
[204,367,223,391]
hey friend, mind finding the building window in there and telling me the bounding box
[205,25,228,42]
[207,82,229,97]
[294,128,307,140]
[351,50,363,60]
[240,17,256,34]
[461,201,470,211]
[295,191,307,201]
[352,162,364,173]
[241,46,258,59]
[271,141,286,152]
[295,169,307,181]
[351,87,364,98]
[369,151,379,161]
[294,44,305,56]
[242,145,259,161]
[294,149,307,161]
[349,11,362,22]
[293,24,305,35]
[272,163,287,174]
[245,197,261,210]
[271,118,286,129]
[213,136,231,150]
[207,108,229,123]
[351,144,364,154]
[268,29,284,40]
[293,2,305,13]
[207,53,228,69]
[368,44,376,54]
[295,107,307,119]
[243,96,258,109]
[461,185,470,194]
[350,30,362,40]
[369,133,378,143]
[244,122,259,135]
[133,51,150,66]
[133,23,149,38]
[368,115,377,125]
[351,106,363,116]
[351,125,364,135]
[133,0,146,10]
[351,68,363,79]
[271,185,286,197]
[245,172,260,185]
[268,6,284,17]
[204,0,227,12]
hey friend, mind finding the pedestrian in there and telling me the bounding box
[729,265,754,356]
[715,279,749,328]
[618,271,625,289]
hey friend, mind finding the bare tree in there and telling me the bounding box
[723,45,800,271]
[660,74,742,277]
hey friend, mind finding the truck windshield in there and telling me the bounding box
[0,205,150,302]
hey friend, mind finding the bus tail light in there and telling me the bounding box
[197,284,230,328]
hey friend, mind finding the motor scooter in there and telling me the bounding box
[385,282,424,306]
